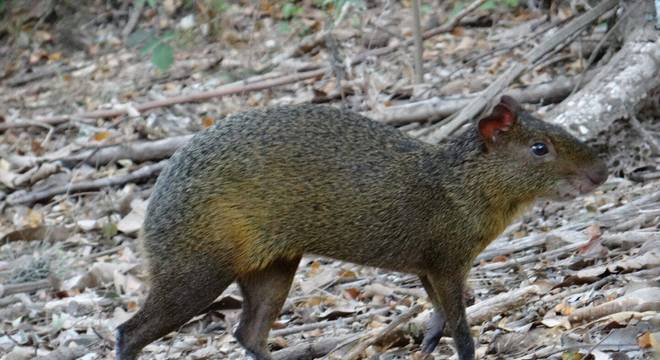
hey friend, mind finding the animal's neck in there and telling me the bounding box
[427,131,533,254]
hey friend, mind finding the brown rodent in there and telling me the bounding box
[115,96,607,360]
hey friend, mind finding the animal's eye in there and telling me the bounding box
[531,142,549,156]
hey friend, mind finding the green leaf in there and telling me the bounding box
[282,3,303,19]
[450,2,465,16]
[140,36,161,55]
[102,222,118,239]
[152,43,174,71]
[147,0,157,7]
[210,0,228,12]
[504,0,520,7]
[126,29,154,48]
[421,4,432,15]
[480,0,497,10]
[278,21,291,33]
[158,31,176,43]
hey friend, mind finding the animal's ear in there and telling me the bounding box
[478,96,520,144]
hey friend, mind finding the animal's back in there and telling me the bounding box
[143,105,433,273]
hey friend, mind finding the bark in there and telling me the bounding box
[548,1,660,140]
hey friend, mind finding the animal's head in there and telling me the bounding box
[477,96,608,201]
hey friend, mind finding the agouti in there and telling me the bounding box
[116,96,607,360]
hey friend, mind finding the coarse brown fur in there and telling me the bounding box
[116,99,607,360]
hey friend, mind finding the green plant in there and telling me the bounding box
[136,0,157,7]
[503,0,520,7]
[480,0,521,10]
[127,30,175,71]
[282,2,303,19]
[209,0,228,12]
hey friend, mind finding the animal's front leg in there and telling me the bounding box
[427,272,474,360]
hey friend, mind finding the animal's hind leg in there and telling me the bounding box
[235,257,301,360]
[419,275,447,354]
[115,261,234,360]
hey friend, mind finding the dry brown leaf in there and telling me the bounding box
[309,259,321,273]
[344,287,361,300]
[201,116,215,128]
[48,52,62,61]
[338,269,357,279]
[555,302,575,316]
[638,331,653,348]
[579,224,607,256]
[561,351,583,360]
[92,131,112,142]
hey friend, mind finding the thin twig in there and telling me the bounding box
[571,1,635,96]
[411,0,424,83]
[121,0,145,39]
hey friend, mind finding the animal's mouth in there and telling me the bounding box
[548,177,600,201]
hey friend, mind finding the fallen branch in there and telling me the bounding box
[0,279,52,297]
[548,0,660,140]
[467,283,552,325]
[340,304,424,360]
[423,0,620,143]
[379,72,595,126]
[272,335,360,360]
[6,160,167,205]
[271,307,391,337]
[568,287,660,323]
[37,344,90,360]
[121,0,145,39]
[55,135,192,167]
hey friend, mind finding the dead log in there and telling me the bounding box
[378,72,596,126]
[56,135,192,167]
[549,0,660,140]
[422,0,621,143]
[6,160,167,205]
[272,335,359,360]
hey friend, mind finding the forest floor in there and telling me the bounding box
[0,1,658,359]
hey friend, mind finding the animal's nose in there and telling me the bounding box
[586,162,608,186]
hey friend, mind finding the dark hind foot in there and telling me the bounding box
[115,265,234,359]
[234,257,300,360]
[420,308,447,354]
[115,326,136,360]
